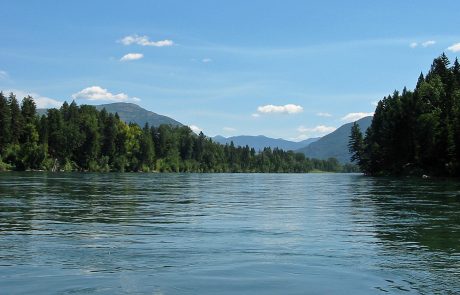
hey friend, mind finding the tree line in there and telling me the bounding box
[349,54,460,176]
[0,93,356,173]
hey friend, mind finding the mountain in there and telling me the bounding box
[94,103,182,127]
[212,135,319,151]
[296,116,373,163]
[38,102,182,127]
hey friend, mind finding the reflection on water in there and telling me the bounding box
[0,173,459,294]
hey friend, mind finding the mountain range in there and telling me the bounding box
[296,116,373,163]
[212,135,319,151]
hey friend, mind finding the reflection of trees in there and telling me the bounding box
[361,177,460,253]
[0,172,200,271]
[349,176,460,294]
[0,172,199,229]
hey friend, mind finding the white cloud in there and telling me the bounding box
[422,40,436,47]
[6,89,63,108]
[411,40,436,48]
[119,35,174,47]
[202,58,212,63]
[316,112,332,117]
[290,134,311,141]
[257,104,303,114]
[223,127,236,132]
[447,43,460,53]
[297,125,336,134]
[0,70,8,80]
[371,101,378,107]
[251,113,260,118]
[189,125,202,134]
[72,86,140,102]
[120,53,144,62]
[292,124,336,141]
[341,112,373,123]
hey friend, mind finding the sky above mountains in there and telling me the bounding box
[1,1,460,140]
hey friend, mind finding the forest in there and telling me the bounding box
[349,54,460,176]
[0,93,355,173]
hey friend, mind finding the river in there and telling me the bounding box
[0,173,459,294]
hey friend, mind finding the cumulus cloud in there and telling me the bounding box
[189,125,202,134]
[410,42,418,48]
[6,89,63,108]
[251,113,260,118]
[0,70,8,80]
[72,86,140,102]
[341,112,373,123]
[422,40,436,47]
[119,35,174,47]
[447,43,460,53]
[316,112,332,117]
[223,127,236,132]
[120,53,144,62]
[202,58,212,63]
[257,104,303,114]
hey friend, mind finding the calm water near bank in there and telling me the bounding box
[0,173,459,294]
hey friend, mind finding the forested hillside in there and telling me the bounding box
[349,54,460,176]
[0,93,353,173]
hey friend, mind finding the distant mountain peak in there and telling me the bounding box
[95,102,182,127]
[296,116,373,163]
[38,102,182,128]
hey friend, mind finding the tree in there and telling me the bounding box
[0,92,11,152]
[9,93,23,144]
[138,124,155,171]
[348,122,364,166]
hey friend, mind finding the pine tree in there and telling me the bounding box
[9,93,23,144]
[0,92,12,152]
[348,122,364,166]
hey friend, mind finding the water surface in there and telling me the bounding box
[1,173,459,294]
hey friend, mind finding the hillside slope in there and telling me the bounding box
[296,116,372,163]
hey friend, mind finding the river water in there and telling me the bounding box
[0,173,459,294]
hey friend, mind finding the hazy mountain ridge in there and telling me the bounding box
[296,116,373,163]
[212,135,319,151]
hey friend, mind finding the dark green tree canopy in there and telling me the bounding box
[350,54,460,176]
[0,93,354,173]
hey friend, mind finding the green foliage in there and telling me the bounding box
[348,122,364,165]
[0,93,351,173]
[350,54,460,176]
[0,92,12,152]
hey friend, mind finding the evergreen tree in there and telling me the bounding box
[348,122,364,166]
[9,93,23,144]
[353,54,460,176]
[0,92,11,152]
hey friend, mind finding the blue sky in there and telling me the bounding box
[1,1,460,140]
